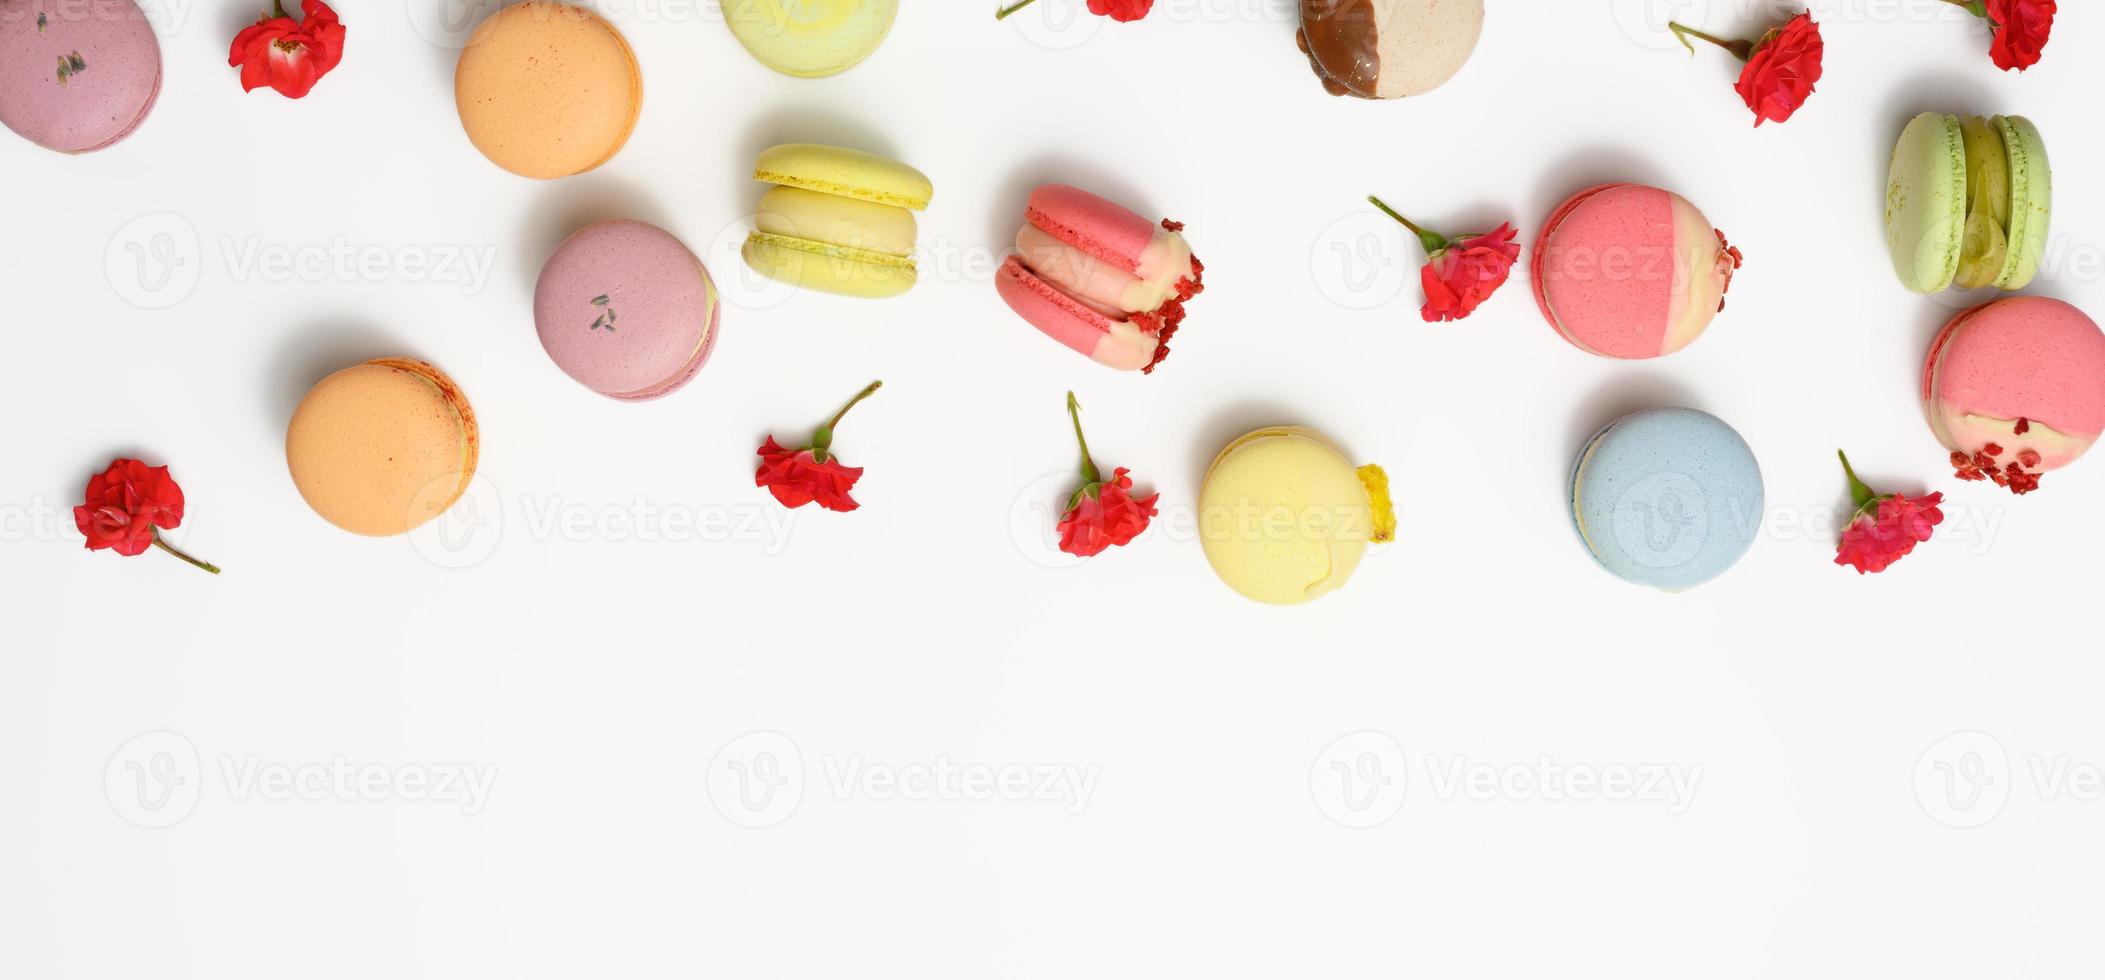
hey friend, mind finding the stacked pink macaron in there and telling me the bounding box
[996,184,1204,373]
[1531,183,1742,359]
[1924,296,2105,492]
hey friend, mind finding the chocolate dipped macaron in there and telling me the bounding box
[1297,0,1483,100]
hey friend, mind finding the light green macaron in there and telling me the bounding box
[725,0,899,79]
[1884,111,2051,294]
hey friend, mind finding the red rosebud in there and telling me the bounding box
[1670,12,1822,127]
[72,458,220,573]
[1420,223,1521,322]
[1059,467,1159,557]
[996,0,1153,22]
[755,381,882,513]
[1086,0,1153,20]
[1734,13,1823,126]
[1833,451,1944,575]
[1367,197,1520,323]
[1055,393,1157,558]
[756,437,865,512]
[229,0,346,99]
[1983,0,2054,72]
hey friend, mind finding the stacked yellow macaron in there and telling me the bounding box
[1199,427,1394,605]
[743,143,932,299]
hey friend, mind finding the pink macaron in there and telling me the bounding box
[1924,296,2105,494]
[1531,183,1742,359]
[0,0,161,153]
[995,184,1204,374]
[535,220,720,401]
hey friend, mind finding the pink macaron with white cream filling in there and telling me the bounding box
[996,184,1204,373]
[1924,296,2105,492]
[1531,183,1741,360]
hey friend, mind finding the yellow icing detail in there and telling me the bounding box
[1358,465,1396,544]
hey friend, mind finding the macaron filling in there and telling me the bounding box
[1009,209,1204,374]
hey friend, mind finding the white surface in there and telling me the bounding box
[4,1,2103,977]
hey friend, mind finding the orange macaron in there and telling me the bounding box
[454,1,641,179]
[286,359,479,537]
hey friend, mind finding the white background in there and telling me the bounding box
[4,0,2103,976]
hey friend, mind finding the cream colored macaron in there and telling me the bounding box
[1199,427,1393,605]
[455,1,641,179]
[286,359,479,537]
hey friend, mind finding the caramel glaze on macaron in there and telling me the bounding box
[286,358,479,537]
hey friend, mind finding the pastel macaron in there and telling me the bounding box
[1925,297,2105,492]
[1533,183,1742,359]
[1199,427,1394,606]
[455,1,641,179]
[287,359,480,537]
[743,143,931,299]
[1885,112,2050,294]
[536,220,721,401]
[1296,0,1484,99]
[726,0,897,78]
[0,0,161,153]
[1569,408,1763,591]
[996,184,1205,374]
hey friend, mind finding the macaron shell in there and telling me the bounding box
[1199,427,1379,606]
[1995,115,2050,291]
[286,360,479,537]
[1569,408,1763,591]
[754,143,933,211]
[535,220,720,401]
[1924,297,2105,472]
[995,256,1156,371]
[725,0,897,78]
[1296,0,1483,100]
[1534,183,1724,359]
[1884,112,1965,294]
[0,0,161,153]
[455,1,641,180]
[742,234,917,299]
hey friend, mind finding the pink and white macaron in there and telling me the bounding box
[1531,183,1742,359]
[995,184,1204,374]
[1925,296,2105,494]
[535,220,721,401]
[0,0,162,153]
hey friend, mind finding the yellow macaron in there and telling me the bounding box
[725,0,899,79]
[743,143,932,299]
[1199,427,1394,605]
[455,1,641,180]
[286,359,479,537]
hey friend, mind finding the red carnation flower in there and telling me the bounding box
[1054,393,1158,558]
[1833,450,1945,575]
[230,0,346,100]
[756,381,882,513]
[996,0,1154,22]
[1670,12,1824,126]
[1982,0,2054,72]
[72,458,221,574]
[1367,197,1520,323]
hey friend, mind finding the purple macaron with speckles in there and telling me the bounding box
[0,0,162,153]
[534,219,721,401]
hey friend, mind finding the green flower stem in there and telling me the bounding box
[1669,21,1754,60]
[152,532,221,575]
[270,0,287,18]
[811,380,883,463]
[1366,195,1450,256]
[1838,450,1878,512]
[995,0,1037,19]
[1067,391,1100,487]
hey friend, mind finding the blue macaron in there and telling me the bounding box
[1569,408,1763,590]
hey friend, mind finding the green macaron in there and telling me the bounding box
[1884,112,2051,294]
